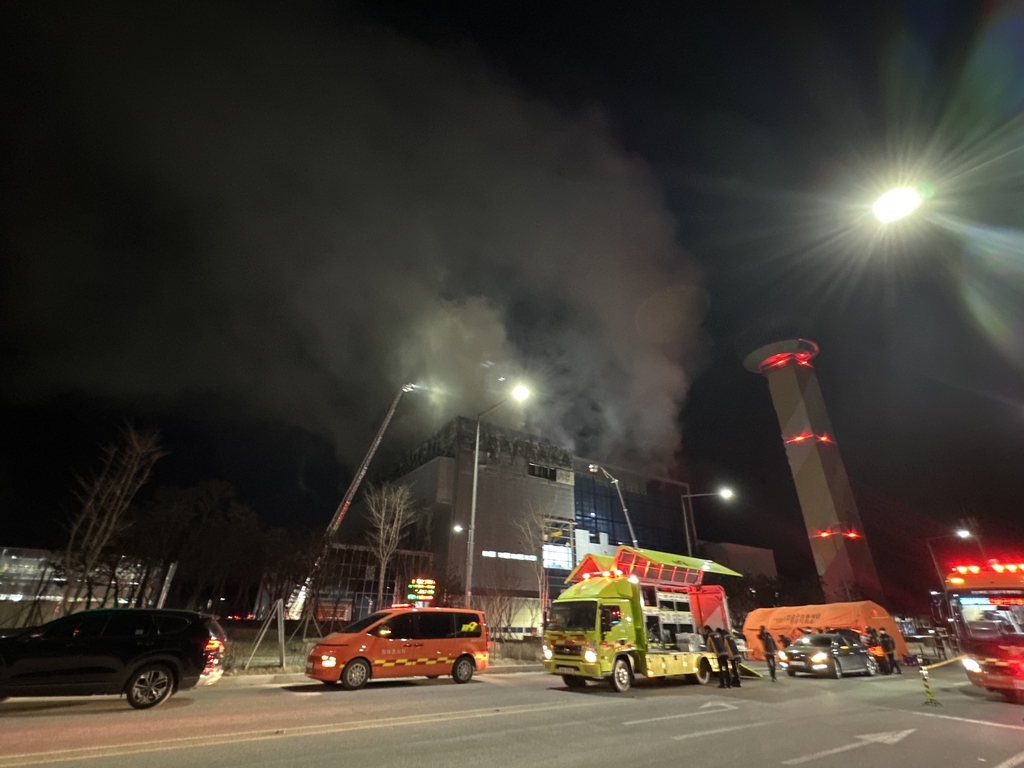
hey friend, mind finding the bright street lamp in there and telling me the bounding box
[955,528,971,539]
[452,524,463,533]
[680,486,736,557]
[465,385,530,607]
[873,187,921,223]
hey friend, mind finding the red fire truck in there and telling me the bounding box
[946,560,1024,702]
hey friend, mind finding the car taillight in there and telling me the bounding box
[205,637,224,653]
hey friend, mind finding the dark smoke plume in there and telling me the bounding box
[1,2,707,471]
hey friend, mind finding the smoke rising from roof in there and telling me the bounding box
[1,2,707,471]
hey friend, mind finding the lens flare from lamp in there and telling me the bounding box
[873,187,921,223]
[512,385,530,401]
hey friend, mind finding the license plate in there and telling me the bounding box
[557,666,576,675]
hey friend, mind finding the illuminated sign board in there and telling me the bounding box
[407,578,436,604]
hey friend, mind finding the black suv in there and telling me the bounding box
[0,609,226,709]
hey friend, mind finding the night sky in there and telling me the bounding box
[3,1,1024,577]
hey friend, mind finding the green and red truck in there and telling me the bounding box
[543,546,742,692]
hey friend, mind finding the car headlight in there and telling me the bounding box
[810,652,828,663]
[778,651,787,661]
[320,655,337,668]
[584,644,598,663]
[962,657,982,673]
[543,645,553,660]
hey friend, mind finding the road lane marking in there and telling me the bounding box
[0,700,604,768]
[623,702,736,725]
[909,711,1024,732]
[994,750,1024,768]
[781,730,915,765]
[672,721,774,741]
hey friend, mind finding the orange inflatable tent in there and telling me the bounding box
[741,601,908,660]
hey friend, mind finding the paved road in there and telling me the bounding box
[2,664,1024,767]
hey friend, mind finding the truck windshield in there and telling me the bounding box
[547,601,597,632]
[953,594,1024,643]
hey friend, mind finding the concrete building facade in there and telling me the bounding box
[394,418,776,635]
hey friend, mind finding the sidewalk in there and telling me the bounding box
[214,662,544,687]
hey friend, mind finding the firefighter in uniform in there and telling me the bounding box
[709,628,731,688]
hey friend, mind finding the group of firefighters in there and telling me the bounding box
[699,624,904,686]
[754,625,903,681]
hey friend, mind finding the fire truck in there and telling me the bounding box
[945,560,1024,702]
[542,545,742,692]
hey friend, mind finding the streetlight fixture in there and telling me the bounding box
[464,384,530,608]
[452,524,463,533]
[873,187,922,223]
[679,486,736,557]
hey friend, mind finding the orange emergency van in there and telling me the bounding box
[306,607,489,690]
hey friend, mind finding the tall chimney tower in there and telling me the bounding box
[744,338,884,603]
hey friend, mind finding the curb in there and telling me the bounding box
[483,664,544,675]
[214,664,544,688]
[216,672,309,687]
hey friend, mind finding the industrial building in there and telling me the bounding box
[391,417,777,636]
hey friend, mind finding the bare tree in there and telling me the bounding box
[477,559,525,640]
[513,503,551,629]
[59,426,165,615]
[365,483,418,610]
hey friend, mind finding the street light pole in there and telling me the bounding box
[925,537,945,592]
[679,487,735,557]
[465,386,529,608]
[925,529,973,591]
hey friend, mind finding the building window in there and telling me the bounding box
[481,550,537,562]
[528,464,557,481]
[542,544,573,570]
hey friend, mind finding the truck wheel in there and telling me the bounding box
[562,675,587,688]
[687,658,712,685]
[452,656,474,684]
[610,657,633,693]
[341,658,371,691]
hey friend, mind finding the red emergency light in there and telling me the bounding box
[950,562,1024,574]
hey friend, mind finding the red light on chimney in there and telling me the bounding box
[817,435,831,443]
[815,530,832,538]
[844,531,860,539]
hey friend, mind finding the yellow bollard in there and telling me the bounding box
[920,668,941,707]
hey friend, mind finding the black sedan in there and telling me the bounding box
[779,633,878,678]
[0,609,226,709]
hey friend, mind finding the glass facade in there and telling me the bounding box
[573,474,687,553]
